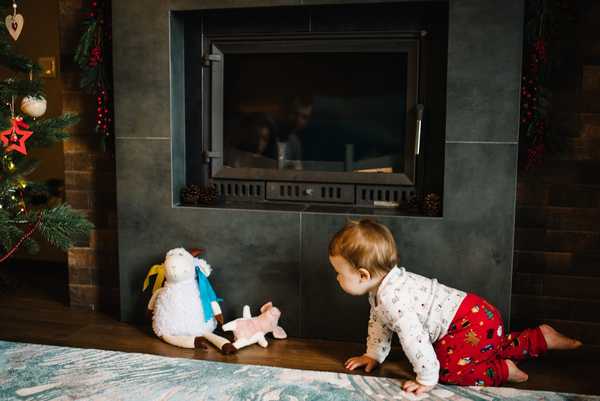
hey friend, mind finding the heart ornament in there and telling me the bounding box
[5,14,23,41]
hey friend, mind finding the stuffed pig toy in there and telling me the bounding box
[145,247,236,354]
[222,302,287,351]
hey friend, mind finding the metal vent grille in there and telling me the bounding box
[213,180,265,201]
[267,182,354,204]
[356,185,415,207]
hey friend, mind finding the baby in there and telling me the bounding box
[329,219,582,394]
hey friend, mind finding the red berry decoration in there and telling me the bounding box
[75,0,113,145]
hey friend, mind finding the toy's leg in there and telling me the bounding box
[242,305,252,319]
[233,336,258,350]
[257,334,268,348]
[202,332,237,354]
[161,335,197,349]
[222,321,236,332]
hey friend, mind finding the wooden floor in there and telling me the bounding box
[1,263,599,396]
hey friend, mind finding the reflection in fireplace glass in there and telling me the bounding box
[223,52,408,174]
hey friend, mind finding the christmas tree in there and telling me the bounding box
[0,0,92,264]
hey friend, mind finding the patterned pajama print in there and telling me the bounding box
[433,294,548,386]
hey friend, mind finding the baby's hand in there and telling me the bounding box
[345,355,378,373]
[402,380,435,395]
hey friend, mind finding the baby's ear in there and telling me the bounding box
[358,268,372,282]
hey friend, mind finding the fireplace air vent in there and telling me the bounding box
[266,182,354,204]
[214,180,265,201]
[355,185,415,207]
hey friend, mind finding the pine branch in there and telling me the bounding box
[23,180,51,195]
[0,205,89,255]
[33,205,94,251]
[22,236,39,254]
[74,20,97,68]
[0,177,14,196]
[26,113,80,148]
[27,113,79,131]
[0,179,50,205]
[24,180,60,207]
[0,79,44,103]
[0,216,41,263]
[0,3,93,263]
[0,42,41,74]
[1,205,93,255]
[8,157,40,178]
[0,207,38,254]
[0,209,23,252]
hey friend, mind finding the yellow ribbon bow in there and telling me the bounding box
[143,264,166,293]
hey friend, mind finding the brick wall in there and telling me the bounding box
[58,0,119,312]
[512,1,600,352]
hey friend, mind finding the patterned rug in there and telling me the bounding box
[0,340,598,401]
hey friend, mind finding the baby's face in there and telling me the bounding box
[329,255,371,296]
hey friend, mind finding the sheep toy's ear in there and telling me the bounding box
[189,248,204,257]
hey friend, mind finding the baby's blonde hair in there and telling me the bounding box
[328,219,398,275]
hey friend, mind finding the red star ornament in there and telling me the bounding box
[1,117,33,155]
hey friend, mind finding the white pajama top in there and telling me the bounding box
[365,266,467,385]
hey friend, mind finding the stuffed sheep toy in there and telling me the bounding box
[144,247,236,354]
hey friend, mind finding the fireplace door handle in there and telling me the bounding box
[202,53,222,67]
[415,104,424,156]
[202,151,222,164]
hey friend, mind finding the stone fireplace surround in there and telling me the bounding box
[113,0,523,342]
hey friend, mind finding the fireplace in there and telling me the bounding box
[178,4,448,209]
[113,0,523,339]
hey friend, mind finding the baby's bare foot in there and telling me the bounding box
[540,324,583,350]
[506,360,528,383]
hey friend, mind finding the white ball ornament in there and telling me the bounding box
[20,95,47,118]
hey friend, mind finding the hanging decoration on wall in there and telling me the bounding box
[74,0,113,150]
[519,0,573,172]
[519,0,550,172]
[5,1,23,41]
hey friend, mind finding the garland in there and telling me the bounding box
[519,0,551,172]
[0,215,41,263]
[519,0,574,172]
[74,0,113,149]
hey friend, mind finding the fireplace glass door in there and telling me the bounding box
[206,35,421,187]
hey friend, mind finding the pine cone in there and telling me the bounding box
[181,184,201,205]
[423,193,441,217]
[197,185,221,205]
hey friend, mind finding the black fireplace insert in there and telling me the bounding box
[177,4,448,210]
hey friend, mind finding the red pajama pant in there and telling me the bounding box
[433,294,547,386]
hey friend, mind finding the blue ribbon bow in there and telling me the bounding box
[195,266,222,322]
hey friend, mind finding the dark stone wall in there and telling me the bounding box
[113,0,523,342]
